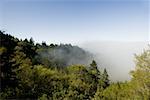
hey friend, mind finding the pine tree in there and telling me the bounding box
[90,60,100,77]
[102,68,110,88]
[89,60,101,97]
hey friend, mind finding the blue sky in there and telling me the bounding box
[0,0,149,44]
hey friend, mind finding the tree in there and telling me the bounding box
[90,60,98,70]
[130,47,150,99]
[89,60,101,78]
[42,41,47,47]
[1,31,112,99]
[10,44,34,99]
[0,31,18,91]
[93,46,150,100]
[83,60,103,98]
[66,65,92,99]
[93,82,133,100]
[101,68,110,88]
[29,37,34,45]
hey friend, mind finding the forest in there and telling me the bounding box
[0,31,150,100]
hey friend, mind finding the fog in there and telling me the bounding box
[36,44,94,68]
[36,41,149,81]
[80,41,149,81]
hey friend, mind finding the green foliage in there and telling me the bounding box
[1,31,150,100]
[93,47,150,100]
[38,94,48,100]
[96,82,133,99]
[0,31,18,92]
[130,47,150,99]
[66,65,92,99]
[100,68,110,88]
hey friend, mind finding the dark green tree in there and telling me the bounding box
[101,68,110,88]
[89,60,101,97]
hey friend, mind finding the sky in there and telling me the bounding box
[0,0,149,44]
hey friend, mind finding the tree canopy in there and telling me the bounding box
[0,31,150,99]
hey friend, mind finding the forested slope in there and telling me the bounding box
[0,31,150,99]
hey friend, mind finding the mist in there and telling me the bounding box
[35,44,94,68]
[80,41,149,81]
[35,41,149,81]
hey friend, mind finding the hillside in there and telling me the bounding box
[0,31,150,99]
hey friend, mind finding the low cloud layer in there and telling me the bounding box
[80,41,149,81]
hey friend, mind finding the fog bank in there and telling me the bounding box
[80,41,149,81]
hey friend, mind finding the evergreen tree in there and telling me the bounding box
[89,60,101,97]
[101,68,110,88]
[89,60,100,78]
